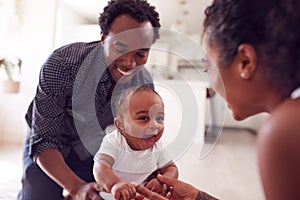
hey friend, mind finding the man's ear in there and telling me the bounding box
[100,33,106,43]
[236,44,257,80]
[114,118,124,131]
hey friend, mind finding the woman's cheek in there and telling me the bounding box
[208,69,225,98]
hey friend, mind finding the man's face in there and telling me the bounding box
[102,14,155,82]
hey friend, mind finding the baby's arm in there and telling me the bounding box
[160,161,179,179]
[145,161,178,195]
[93,153,136,200]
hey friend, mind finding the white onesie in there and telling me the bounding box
[94,130,172,199]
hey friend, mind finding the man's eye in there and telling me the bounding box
[116,49,126,54]
[138,54,146,58]
[137,53,146,58]
[136,52,147,58]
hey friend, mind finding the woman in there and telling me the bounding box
[135,0,300,199]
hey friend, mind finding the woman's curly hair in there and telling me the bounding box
[99,0,161,43]
[204,0,300,97]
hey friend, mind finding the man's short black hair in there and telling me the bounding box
[99,0,161,42]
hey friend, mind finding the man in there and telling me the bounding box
[18,0,160,199]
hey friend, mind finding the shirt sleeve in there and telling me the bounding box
[156,141,173,169]
[29,50,72,161]
[94,132,118,162]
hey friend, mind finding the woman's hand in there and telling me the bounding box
[111,181,136,200]
[135,175,217,200]
[145,178,167,196]
[135,184,168,200]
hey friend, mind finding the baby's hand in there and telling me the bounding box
[145,178,167,196]
[111,181,136,200]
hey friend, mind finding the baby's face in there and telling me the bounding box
[119,90,164,150]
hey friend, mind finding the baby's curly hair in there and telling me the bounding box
[112,85,158,116]
[204,0,300,97]
[99,0,161,42]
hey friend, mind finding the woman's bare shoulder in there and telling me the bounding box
[257,99,300,200]
[260,99,300,133]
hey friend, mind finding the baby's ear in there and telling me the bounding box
[114,118,124,131]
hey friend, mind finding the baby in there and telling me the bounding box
[93,86,178,200]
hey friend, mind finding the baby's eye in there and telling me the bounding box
[156,116,164,123]
[138,116,149,121]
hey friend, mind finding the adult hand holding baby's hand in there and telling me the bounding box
[145,178,167,196]
[111,181,136,200]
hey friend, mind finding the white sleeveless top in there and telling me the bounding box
[291,87,300,99]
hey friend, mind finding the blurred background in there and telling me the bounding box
[0,0,267,199]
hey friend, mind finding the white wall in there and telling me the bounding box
[0,0,57,144]
[54,1,102,47]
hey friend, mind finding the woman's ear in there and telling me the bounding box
[114,118,124,131]
[236,44,257,80]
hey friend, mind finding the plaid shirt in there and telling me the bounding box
[25,41,153,161]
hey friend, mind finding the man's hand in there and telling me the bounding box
[68,182,102,200]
